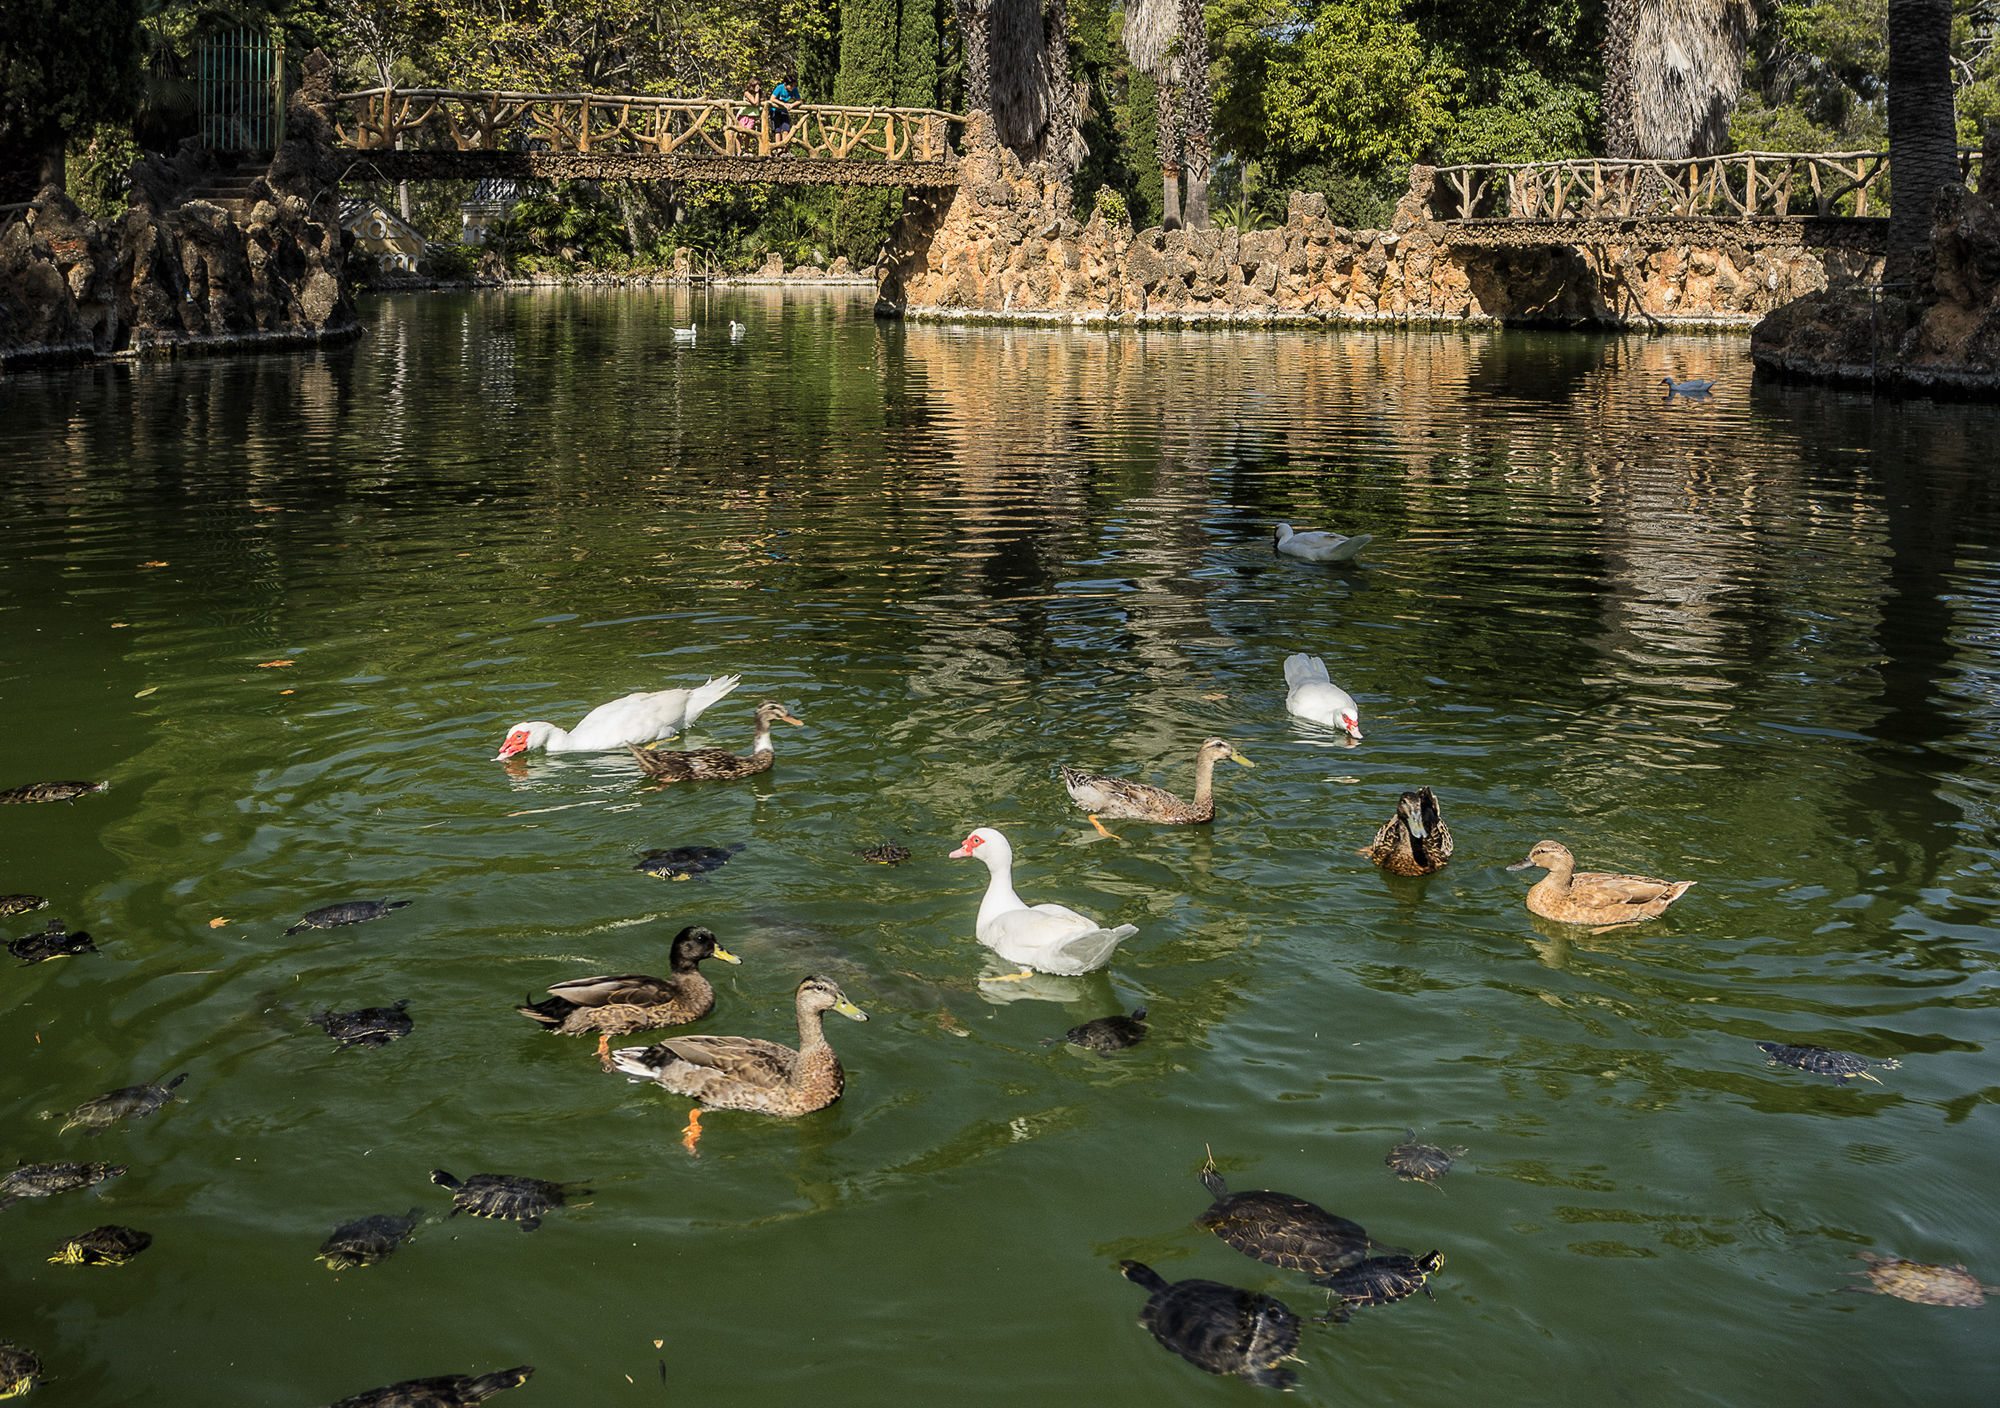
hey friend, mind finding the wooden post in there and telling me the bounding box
[760,101,771,157]
[579,99,590,153]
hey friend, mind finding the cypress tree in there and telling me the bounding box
[835,0,899,104]
[896,0,940,108]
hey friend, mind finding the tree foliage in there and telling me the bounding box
[0,0,143,158]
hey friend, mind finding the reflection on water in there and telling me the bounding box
[2,288,1999,1406]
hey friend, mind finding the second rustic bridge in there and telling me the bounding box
[331,88,965,187]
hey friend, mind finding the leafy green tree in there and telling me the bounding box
[0,0,143,197]
[1253,0,1461,176]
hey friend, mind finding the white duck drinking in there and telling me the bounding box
[1283,653,1362,739]
[495,675,741,759]
[948,827,1139,978]
[1274,522,1373,563]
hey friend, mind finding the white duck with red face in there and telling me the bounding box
[948,827,1139,977]
[1283,653,1362,739]
[494,674,741,759]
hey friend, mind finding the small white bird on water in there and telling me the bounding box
[1284,653,1362,739]
[729,320,747,339]
[494,675,742,759]
[948,827,1139,978]
[1274,522,1372,563]
[672,324,697,342]
[1660,376,1715,397]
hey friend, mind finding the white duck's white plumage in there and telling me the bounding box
[1283,653,1363,739]
[495,675,741,758]
[1274,522,1373,563]
[672,324,697,341]
[728,320,747,339]
[948,827,1138,975]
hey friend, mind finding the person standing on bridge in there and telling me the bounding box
[770,75,800,149]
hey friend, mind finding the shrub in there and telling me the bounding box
[1092,186,1130,226]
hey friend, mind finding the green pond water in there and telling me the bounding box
[3,288,2000,1406]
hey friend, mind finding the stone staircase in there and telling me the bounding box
[181,156,270,219]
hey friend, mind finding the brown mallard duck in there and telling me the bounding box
[627,700,802,782]
[515,925,739,1038]
[1507,841,1693,925]
[1058,737,1253,837]
[608,975,867,1117]
[1358,787,1453,876]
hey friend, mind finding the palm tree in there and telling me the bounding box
[1603,0,1754,159]
[1122,0,1210,229]
[1601,0,1639,157]
[1886,0,1961,275]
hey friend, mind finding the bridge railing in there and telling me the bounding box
[331,88,964,165]
[1430,150,1985,222]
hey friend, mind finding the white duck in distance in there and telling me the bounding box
[948,827,1139,979]
[1284,653,1362,739]
[1274,522,1373,563]
[495,675,741,759]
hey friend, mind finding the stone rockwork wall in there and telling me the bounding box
[878,117,1879,330]
[0,53,355,369]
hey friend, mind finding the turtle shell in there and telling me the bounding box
[61,1073,188,1132]
[1853,1254,1994,1307]
[0,779,106,804]
[0,894,49,919]
[1316,1251,1444,1320]
[634,844,742,880]
[0,1342,41,1399]
[1198,1164,1370,1276]
[49,1224,152,1266]
[319,1209,422,1270]
[859,842,912,866]
[430,1170,577,1231]
[329,1365,534,1408]
[286,899,412,935]
[1386,1130,1464,1185]
[312,1002,413,1049]
[1757,1042,1898,1084]
[0,1160,127,1210]
[1064,1007,1149,1053]
[1120,1261,1299,1390]
[8,917,97,963]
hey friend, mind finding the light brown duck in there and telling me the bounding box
[627,700,802,782]
[607,976,866,1116]
[1508,841,1692,925]
[1058,737,1253,837]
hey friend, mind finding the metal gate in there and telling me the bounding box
[197,27,286,152]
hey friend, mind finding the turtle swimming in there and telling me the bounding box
[59,1073,188,1133]
[859,842,912,866]
[329,1365,534,1408]
[319,1209,422,1270]
[1315,1250,1446,1322]
[1756,1041,1899,1085]
[633,844,743,881]
[48,1224,152,1266]
[430,1170,581,1232]
[1197,1155,1372,1276]
[1386,1129,1466,1186]
[285,899,411,935]
[1848,1253,1997,1307]
[516,925,739,1037]
[0,894,48,919]
[0,1342,41,1400]
[0,1160,126,1211]
[1117,1261,1302,1390]
[1061,1007,1149,1053]
[8,917,97,963]
[0,779,107,805]
[311,1001,413,1049]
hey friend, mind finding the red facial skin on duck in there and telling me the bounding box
[948,832,984,859]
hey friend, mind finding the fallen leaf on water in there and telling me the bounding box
[1201,691,1227,701]
[209,917,228,929]
[110,622,129,629]
[652,1340,663,1350]
[134,686,158,698]
[140,560,169,568]
[1331,775,1361,784]
[257,659,295,669]
[279,688,295,696]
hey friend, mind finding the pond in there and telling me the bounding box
[2,289,1998,1405]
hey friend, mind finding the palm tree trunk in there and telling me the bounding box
[1158,80,1182,230]
[1886,0,1961,277]
[1602,0,1639,157]
[1176,0,1212,228]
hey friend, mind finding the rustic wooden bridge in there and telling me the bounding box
[330,88,965,188]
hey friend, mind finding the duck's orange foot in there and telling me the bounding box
[596,1034,613,1071]
[681,1108,703,1156]
[1087,815,1121,840]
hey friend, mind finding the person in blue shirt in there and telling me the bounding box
[769,75,799,147]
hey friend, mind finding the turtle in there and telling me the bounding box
[311,1001,413,1049]
[1386,1129,1466,1186]
[1060,1007,1149,1053]
[318,1209,423,1270]
[286,899,411,935]
[48,1224,152,1266]
[0,894,49,919]
[328,1365,534,1408]
[0,1160,127,1211]
[430,1169,582,1232]
[1314,1250,1446,1322]
[0,1342,41,1400]
[633,844,743,881]
[0,779,107,805]
[8,917,97,963]
[859,842,912,866]
[1117,1261,1301,1390]
[1848,1253,1998,1307]
[1756,1041,1900,1085]
[59,1073,189,1133]
[1197,1156,1372,1276]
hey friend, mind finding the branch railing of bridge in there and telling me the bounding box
[1430,149,1986,223]
[332,88,964,166]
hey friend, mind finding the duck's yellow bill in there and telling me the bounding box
[1230,751,1255,768]
[833,998,869,1021]
[711,946,742,965]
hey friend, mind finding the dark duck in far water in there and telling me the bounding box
[515,925,739,1038]
[8,917,96,963]
[627,700,803,782]
[1060,1007,1149,1053]
[1117,1261,1302,1390]
[0,779,106,804]
[285,899,411,935]
[329,1365,535,1408]
[1359,787,1454,877]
